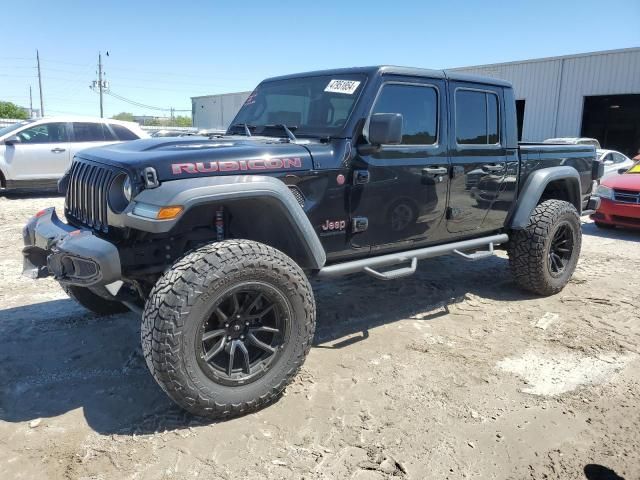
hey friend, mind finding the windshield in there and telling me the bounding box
[229,74,366,138]
[0,119,35,138]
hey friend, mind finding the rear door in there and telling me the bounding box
[350,77,450,252]
[447,83,512,233]
[69,122,120,158]
[4,121,70,180]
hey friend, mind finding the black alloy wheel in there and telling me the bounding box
[548,222,575,277]
[197,283,290,386]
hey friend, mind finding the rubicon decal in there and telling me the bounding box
[172,157,302,175]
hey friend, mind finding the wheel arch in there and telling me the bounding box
[124,175,326,270]
[508,167,581,229]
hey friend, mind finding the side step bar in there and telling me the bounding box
[317,234,509,280]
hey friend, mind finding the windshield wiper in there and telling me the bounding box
[264,124,298,142]
[228,123,255,136]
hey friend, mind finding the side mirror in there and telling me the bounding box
[4,135,21,145]
[618,167,629,175]
[368,113,403,146]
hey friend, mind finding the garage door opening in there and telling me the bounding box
[581,94,640,157]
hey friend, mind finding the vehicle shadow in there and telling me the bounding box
[581,221,640,241]
[0,254,533,435]
[0,189,64,199]
[583,464,625,480]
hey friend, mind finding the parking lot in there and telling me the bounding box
[0,192,638,480]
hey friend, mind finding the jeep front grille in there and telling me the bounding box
[64,159,119,232]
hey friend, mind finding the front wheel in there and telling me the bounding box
[508,199,582,296]
[141,240,316,418]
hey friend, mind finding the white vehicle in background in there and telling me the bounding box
[543,137,601,148]
[0,116,148,191]
[596,149,635,177]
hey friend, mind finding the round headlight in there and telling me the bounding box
[123,176,132,202]
[108,174,133,213]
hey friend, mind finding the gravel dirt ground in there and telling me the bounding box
[0,192,638,480]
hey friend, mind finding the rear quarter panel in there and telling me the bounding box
[519,144,596,200]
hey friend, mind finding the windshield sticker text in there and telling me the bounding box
[325,79,361,95]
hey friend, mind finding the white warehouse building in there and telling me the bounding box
[192,91,251,131]
[452,47,640,156]
[192,47,640,156]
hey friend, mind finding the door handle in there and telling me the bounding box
[482,164,504,172]
[423,167,448,175]
[51,148,66,153]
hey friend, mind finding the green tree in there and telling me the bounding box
[174,115,192,127]
[112,112,134,122]
[0,101,28,119]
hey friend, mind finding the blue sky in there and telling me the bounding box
[1,0,638,118]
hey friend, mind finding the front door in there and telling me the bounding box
[350,78,450,252]
[446,83,511,233]
[4,122,70,180]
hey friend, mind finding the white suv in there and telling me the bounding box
[0,116,148,190]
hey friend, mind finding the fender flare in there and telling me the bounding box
[508,166,582,229]
[120,175,326,270]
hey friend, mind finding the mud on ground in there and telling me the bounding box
[0,192,638,480]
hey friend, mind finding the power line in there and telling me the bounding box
[103,89,190,112]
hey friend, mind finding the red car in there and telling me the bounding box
[591,162,640,229]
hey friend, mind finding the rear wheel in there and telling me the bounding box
[62,284,129,315]
[141,240,315,418]
[508,199,582,295]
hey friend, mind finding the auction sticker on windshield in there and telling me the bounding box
[325,79,361,95]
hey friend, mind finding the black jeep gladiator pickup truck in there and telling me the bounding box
[23,66,602,418]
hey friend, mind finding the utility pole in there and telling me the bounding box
[98,52,104,118]
[36,50,44,116]
[29,86,33,117]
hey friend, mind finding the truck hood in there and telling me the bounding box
[76,136,314,181]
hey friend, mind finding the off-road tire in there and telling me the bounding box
[594,221,615,230]
[508,199,582,296]
[141,240,315,419]
[62,284,130,315]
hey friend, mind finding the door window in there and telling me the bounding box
[455,89,500,145]
[17,123,69,144]
[110,124,139,140]
[612,152,627,164]
[371,84,438,145]
[73,122,113,142]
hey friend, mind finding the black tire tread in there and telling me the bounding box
[508,199,581,296]
[141,239,315,419]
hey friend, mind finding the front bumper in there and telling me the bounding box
[22,208,122,286]
[590,197,640,229]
